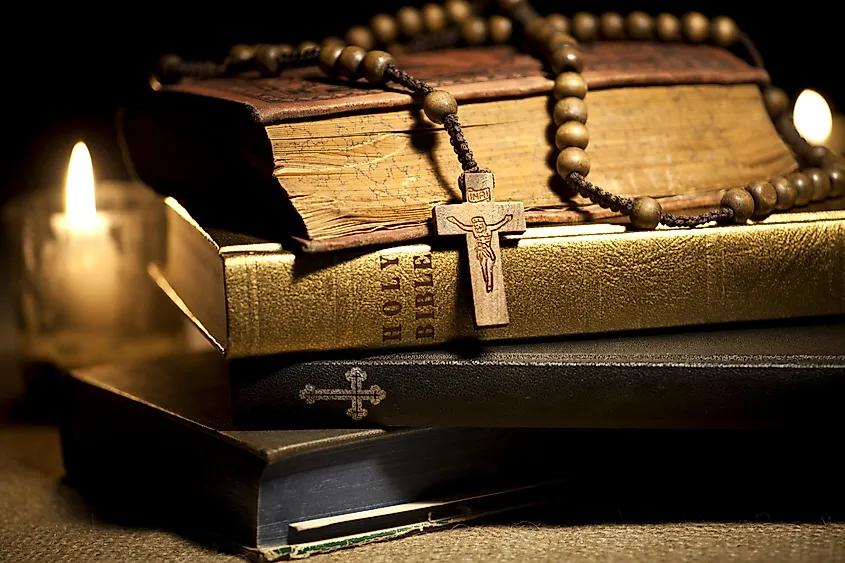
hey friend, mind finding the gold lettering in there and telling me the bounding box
[380,255,399,270]
[381,277,401,291]
[413,254,433,269]
[382,300,402,316]
[415,292,434,308]
[382,325,402,341]
[416,325,435,339]
[415,310,435,320]
[414,272,434,287]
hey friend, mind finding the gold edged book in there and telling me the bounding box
[123,42,795,251]
[152,197,845,358]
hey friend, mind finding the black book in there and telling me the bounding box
[232,317,845,429]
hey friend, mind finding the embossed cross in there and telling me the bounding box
[299,367,386,421]
[433,172,525,327]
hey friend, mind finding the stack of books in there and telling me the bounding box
[61,43,845,560]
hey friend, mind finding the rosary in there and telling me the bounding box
[154,0,845,328]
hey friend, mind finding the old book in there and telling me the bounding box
[152,196,845,358]
[60,353,570,560]
[231,316,845,428]
[121,43,796,251]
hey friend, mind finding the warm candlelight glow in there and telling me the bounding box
[65,142,99,230]
[793,89,833,145]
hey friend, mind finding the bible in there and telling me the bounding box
[121,42,797,251]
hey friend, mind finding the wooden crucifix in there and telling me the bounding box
[433,171,526,327]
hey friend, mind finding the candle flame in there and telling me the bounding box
[793,89,833,145]
[65,142,97,229]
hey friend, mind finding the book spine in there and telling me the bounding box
[222,213,845,357]
[230,355,845,428]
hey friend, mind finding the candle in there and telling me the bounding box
[46,142,120,329]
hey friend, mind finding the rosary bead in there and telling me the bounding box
[445,0,472,23]
[337,45,367,79]
[711,16,739,47]
[805,168,832,202]
[545,13,570,34]
[361,50,394,83]
[600,12,626,40]
[720,187,755,222]
[769,177,797,210]
[548,33,578,51]
[626,11,654,40]
[555,121,590,150]
[789,172,814,206]
[423,90,458,124]
[488,15,513,44]
[553,97,588,126]
[254,44,282,77]
[346,25,376,50]
[156,54,183,84]
[826,161,845,198]
[630,197,663,229]
[277,44,295,55]
[681,12,710,43]
[655,13,681,41]
[527,19,556,44]
[805,145,834,167]
[551,46,584,74]
[556,147,591,178]
[461,16,488,45]
[762,87,790,119]
[397,6,423,37]
[298,40,319,51]
[744,181,778,216]
[572,12,599,42]
[229,44,255,63]
[553,72,588,100]
[422,3,447,32]
[318,41,346,75]
[370,14,399,44]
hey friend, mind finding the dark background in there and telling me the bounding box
[1,1,841,208]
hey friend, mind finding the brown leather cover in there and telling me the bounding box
[165,42,769,124]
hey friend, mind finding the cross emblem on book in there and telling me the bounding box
[299,367,386,421]
[433,172,526,327]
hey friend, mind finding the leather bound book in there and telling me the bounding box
[230,317,845,428]
[152,196,845,358]
[121,43,797,251]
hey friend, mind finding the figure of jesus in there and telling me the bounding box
[446,214,513,293]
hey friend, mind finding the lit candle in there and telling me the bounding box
[46,142,120,329]
[793,89,841,153]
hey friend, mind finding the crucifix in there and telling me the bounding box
[433,171,526,327]
[299,367,386,421]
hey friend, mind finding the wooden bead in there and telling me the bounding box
[229,44,255,63]
[277,44,294,55]
[254,44,282,76]
[461,16,488,45]
[711,16,739,47]
[555,121,589,150]
[826,162,845,198]
[156,54,182,84]
[744,181,778,216]
[720,187,755,222]
[556,147,591,178]
[789,172,814,207]
[527,19,556,44]
[422,3,447,32]
[626,11,654,40]
[655,13,681,41]
[600,12,626,40]
[546,13,570,34]
[318,41,345,75]
[551,46,584,74]
[763,87,790,119]
[345,26,375,50]
[298,40,319,51]
[488,15,513,44]
[769,177,797,210]
[361,50,394,83]
[337,46,367,79]
[805,168,832,202]
[553,72,588,100]
[682,12,710,43]
[572,12,599,42]
[397,6,423,37]
[805,145,834,167]
[423,90,458,124]
[630,197,663,229]
[553,97,588,126]
[548,33,578,51]
[370,14,399,44]
[445,0,472,23]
